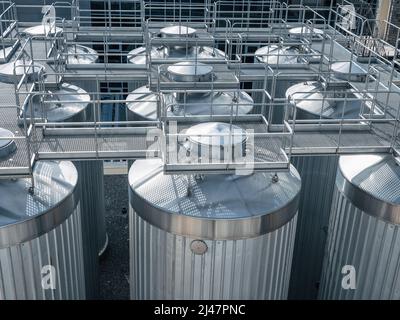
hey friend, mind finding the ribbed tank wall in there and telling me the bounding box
[319,188,400,300]
[130,209,298,300]
[289,155,338,299]
[74,160,107,299]
[0,205,85,300]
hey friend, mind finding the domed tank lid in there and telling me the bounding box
[126,86,253,120]
[127,45,226,64]
[160,25,197,38]
[66,44,98,64]
[330,61,367,82]
[0,128,17,158]
[26,83,90,122]
[289,26,324,39]
[0,160,79,248]
[129,158,301,240]
[285,81,362,119]
[183,122,247,163]
[0,60,44,83]
[23,24,62,36]
[167,61,213,82]
[337,154,400,225]
[255,45,299,64]
[186,122,246,147]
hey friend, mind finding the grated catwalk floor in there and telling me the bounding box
[99,174,130,300]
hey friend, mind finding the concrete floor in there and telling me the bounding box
[99,174,130,300]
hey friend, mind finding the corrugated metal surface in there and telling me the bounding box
[289,155,338,299]
[130,209,298,300]
[319,187,400,300]
[0,205,86,300]
[75,160,107,299]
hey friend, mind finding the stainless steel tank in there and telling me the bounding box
[254,45,301,123]
[64,44,99,97]
[127,25,225,92]
[285,81,364,299]
[288,26,324,40]
[25,82,107,299]
[319,154,400,299]
[0,151,85,299]
[127,25,225,64]
[330,61,368,82]
[23,24,62,37]
[129,122,301,300]
[0,59,44,83]
[126,62,253,121]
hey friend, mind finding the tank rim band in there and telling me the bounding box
[0,180,80,248]
[129,186,299,240]
[336,167,400,225]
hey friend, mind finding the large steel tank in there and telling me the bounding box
[0,135,85,299]
[64,44,99,97]
[126,62,253,121]
[285,81,365,299]
[319,154,400,299]
[127,25,225,92]
[25,82,107,299]
[129,122,301,300]
[127,25,225,64]
[0,59,44,83]
[253,44,320,123]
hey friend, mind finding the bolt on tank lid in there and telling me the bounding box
[337,154,400,224]
[330,61,368,82]
[186,122,247,147]
[167,61,213,82]
[160,25,197,38]
[0,128,17,158]
[289,26,324,39]
[183,122,248,162]
[0,59,44,83]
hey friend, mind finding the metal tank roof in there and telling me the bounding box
[128,45,225,64]
[65,44,99,64]
[182,122,248,162]
[126,85,253,120]
[0,59,44,83]
[160,25,197,38]
[127,25,225,64]
[129,158,301,240]
[167,61,213,82]
[25,83,90,122]
[285,81,363,119]
[186,122,247,148]
[337,154,400,225]
[289,26,324,40]
[255,45,300,64]
[330,61,368,82]
[0,128,16,158]
[23,24,62,36]
[0,160,79,248]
